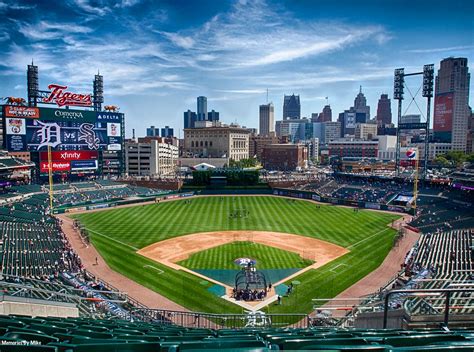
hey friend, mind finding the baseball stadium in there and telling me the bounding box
[0,53,472,352]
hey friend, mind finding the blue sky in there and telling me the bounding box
[0,0,473,137]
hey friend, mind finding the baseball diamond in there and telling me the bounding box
[72,195,401,314]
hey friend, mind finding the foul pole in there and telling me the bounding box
[48,145,54,213]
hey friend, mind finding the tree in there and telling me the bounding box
[433,156,450,167]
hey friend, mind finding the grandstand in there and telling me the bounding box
[0,181,171,325]
[0,173,470,350]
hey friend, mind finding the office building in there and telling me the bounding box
[259,103,275,136]
[319,105,332,122]
[161,126,174,138]
[184,110,197,129]
[434,57,470,151]
[184,125,250,161]
[262,144,308,170]
[354,86,370,119]
[249,133,279,160]
[283,94,301,120]
[197,96,207,121]
[328,139,378,158]
[146,126,160,137]
[125,137,178,177]
[207,109,219,122]
[355,123,378,140]
[322,121,342,144]
[376,94,392,126]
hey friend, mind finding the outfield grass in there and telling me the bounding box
[178,241,313,270]
[73,196,400,314]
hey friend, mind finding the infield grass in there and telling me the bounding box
[73,196,400,314]
[178,241,313,270]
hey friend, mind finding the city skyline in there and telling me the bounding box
[0,0,472,137]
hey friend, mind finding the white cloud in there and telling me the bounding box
[0,31,9,41]
[17,20,93,41]
[70,0,109,16]
[159,1,390,70]
[406,45,474,53]
[160,32,195,49]
[0,1,36,12]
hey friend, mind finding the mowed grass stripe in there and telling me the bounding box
[74,196,400,314]
[179,241,313,270]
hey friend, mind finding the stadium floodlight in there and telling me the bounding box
[422,64,434,97]
[394,68,405,100]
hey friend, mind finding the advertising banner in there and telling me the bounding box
[97,112,122,122]
[5,106,40,118]
[365,202,381,210]
[40,161,71,172]
[39,150,98,161]
[433,93,453,132]
[71,160,98,170]
[38,107,97,122]
[5,118,26,135]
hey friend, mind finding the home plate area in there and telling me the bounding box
[137,231,348,311]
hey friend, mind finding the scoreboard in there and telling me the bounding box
[4,106,123,152]
[2,106,125,177]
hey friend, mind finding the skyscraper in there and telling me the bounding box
[376,94,392,126]
[283,94,301,120]
[207,110,219,122]
[259,103,275,136]
[433,57,470,151]
[161,126,174,138]
[353,86,370,119]
[320,105,332,122]
[183,110,197,129]
[146,126,160,137]
[197,96,207,121]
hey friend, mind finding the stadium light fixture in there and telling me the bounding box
[422,64,434,98]
[394,68,405,100]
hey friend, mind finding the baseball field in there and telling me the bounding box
[72,196,400,314]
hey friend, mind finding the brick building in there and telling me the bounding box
[262,144,308,171]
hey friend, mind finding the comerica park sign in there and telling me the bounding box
[42,84,92,107]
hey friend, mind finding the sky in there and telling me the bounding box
[0,0,473,138]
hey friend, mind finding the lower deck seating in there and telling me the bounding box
[0,315,473,350]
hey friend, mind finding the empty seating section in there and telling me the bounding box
[0,315,472,350]
[11,184,43,194]
[0,181,164,281]
[410,197,474,233]
[401,229,474,316]
[0,222,80,277]
[48,182,165,206]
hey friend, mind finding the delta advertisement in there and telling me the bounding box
[4,107,123,152]
[433,93,453,132]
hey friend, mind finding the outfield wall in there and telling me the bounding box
[271,188,415,215]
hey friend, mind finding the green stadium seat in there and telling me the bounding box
[294,346,391,351]
[50,342,162,352]
[382,334,468,347]
[28,324,69,335]
[3,332,59,344]
[0,346,58,352]
[278,338,369,350]
[170,340,267,350]
[391,346,474,351]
